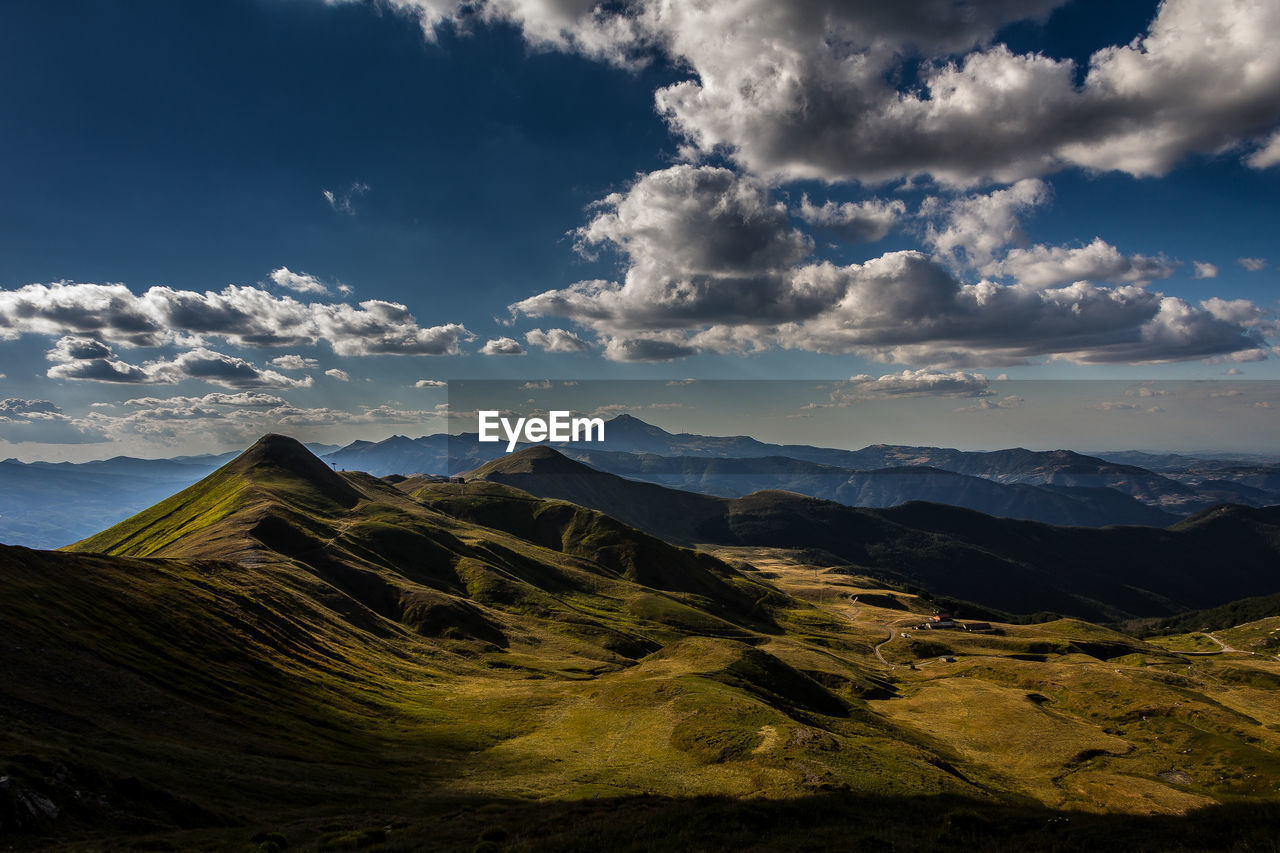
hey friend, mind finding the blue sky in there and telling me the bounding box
[0,0,1277,458]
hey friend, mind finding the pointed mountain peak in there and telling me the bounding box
[232,433,320,467]
[227,434,362,507]
[604,413,675,440]
[466,445,595,478]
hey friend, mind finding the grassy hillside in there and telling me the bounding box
[1141,591,1280,637]
[2,436,1277,848]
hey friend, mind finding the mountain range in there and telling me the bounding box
[463,445,1280,623]
[4,435,1280,848]
[4,418,1276,552]
[319,414,1280,524]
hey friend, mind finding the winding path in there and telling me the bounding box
[1178,632,1240,656]
[872,627,896,666]
[848,597,909,668]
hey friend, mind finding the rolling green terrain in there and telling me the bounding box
[1,436,1278,850]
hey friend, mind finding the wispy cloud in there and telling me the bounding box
[323,181,369,215]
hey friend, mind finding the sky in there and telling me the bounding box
[0,0,1277,459]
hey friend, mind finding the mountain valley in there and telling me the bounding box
[2,436,1279,849]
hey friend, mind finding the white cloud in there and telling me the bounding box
[826,369,993,403]
[0,281,472,357]
[511,166,1270,366]
[660,0,1280,184]
[268,354,320,370]
[82,393,448,447]
[378,0,1280,185]
[603,335,698,362]
[1193,262,1219,279]
[480,336,526,355]
[924,179,1050,268]
[1238,257,1268,271]
[1246,129,1280,169]
[525,327,588,352]
[1202,297,1274,330]
[144,349,316,390]
[794,196,905,243]
[324,368,351,381]
[0,398,105,444]
[414,379,447,388]
[987,238,1178,288]
[514,165,829,333]
[521,213,1268,366]
[310,301,472,355]
[44,340,314,390]
[45,336,152,383]
[122,392,290,408]
[269,267,329,295]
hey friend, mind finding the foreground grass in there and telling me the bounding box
[20,792,1280,852]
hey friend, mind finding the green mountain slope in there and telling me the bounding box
[6,436,1280,848]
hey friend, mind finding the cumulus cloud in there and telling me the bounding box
[656,0,1280,184]
[122,392,289,408]
[145,349,315,390]
[83,393,447,446]
[514,165,830,333]
[0,398,105,444]
[602,335,698,362]
[511,168,1270,366]
[45,341,313,389]
[324,368,351,381]
[375,0,1280,185]
[45,336,152,383]
[1238,257,1268,271]
[414,379,447,388]
[268,350,318,368]
[924,179,1050,268]
[269,267,329,295]
[0,281,471,356]
[268,354,320,370]
[824,369,993,404]
[794,196,905,243]
[987,238,1178,288]
[480,336,526,355]
[311,301,472,355]
[524,327,588,352]
[1193,262,1219,279]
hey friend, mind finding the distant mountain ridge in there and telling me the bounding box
[318,415,1278,524]
[464,445,1280,623]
